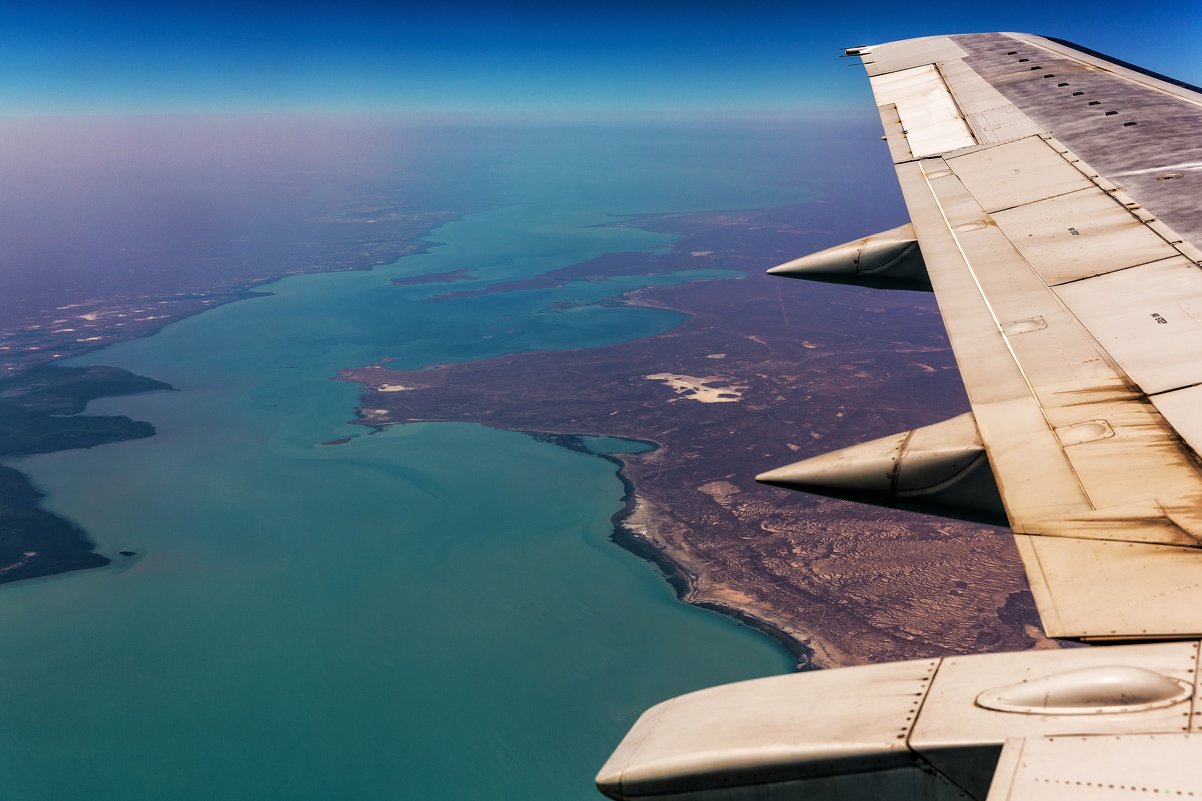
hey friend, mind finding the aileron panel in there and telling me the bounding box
[861,36,968,77]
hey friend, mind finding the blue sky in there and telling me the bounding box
[3,1,1200,117]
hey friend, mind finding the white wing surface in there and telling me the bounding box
[987,734,1202,800]
[844,34,1202,641]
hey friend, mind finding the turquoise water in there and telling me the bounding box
[579,436,656,455]
[1,126,806,800]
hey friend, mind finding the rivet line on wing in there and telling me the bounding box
[916,158,1097,509]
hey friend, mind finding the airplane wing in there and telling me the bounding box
[598,640,1202,800]
[598,34,1202,801]
[759,33,1202,643]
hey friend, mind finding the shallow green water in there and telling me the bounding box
[2,127,805,800]
[579,436,656,455]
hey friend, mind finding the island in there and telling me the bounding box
[0,365,172,583]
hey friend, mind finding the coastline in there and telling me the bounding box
[608,460,818,671]
[0,215,470,379]
[0,365,173,584]
[0,208,476,585]
[340,202,1045,669]
[528,431,815,670]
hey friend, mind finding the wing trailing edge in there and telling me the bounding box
[768,32,1202,642]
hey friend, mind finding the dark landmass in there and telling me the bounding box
[0,365,171,456]
[341,205,1050,668]
[391,267,474,286]
[0,365,172,583]
[0,467,109,582]
[0,118,477,587]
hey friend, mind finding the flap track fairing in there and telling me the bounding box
[756,412,1006,526]
[767,223,931,291]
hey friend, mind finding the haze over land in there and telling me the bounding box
[0,117,481,374]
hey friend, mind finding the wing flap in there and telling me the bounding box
[883,113,1202,637]
[876,103,915,163]
[1016,534,1202,638]
[1152,386,1202,458]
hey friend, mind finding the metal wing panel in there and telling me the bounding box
[859,34,1202,639]
[892,160,1095,525]
[987,734,1202,800]
[946,135,1092,212]
[1055,257,1202,395]
[1004,31,1202,104]
[869,65,976,157]
[990,189,1178,284]
[1014,535,1202,639]
[936,59,1043,145]
[860,35,968,77]
[897,158,1202,543]
[950,32,1202,247]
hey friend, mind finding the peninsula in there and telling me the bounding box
[0,365,171,582]
[341,205,1049,668]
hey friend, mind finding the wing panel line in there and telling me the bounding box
[908,158,1097,511]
